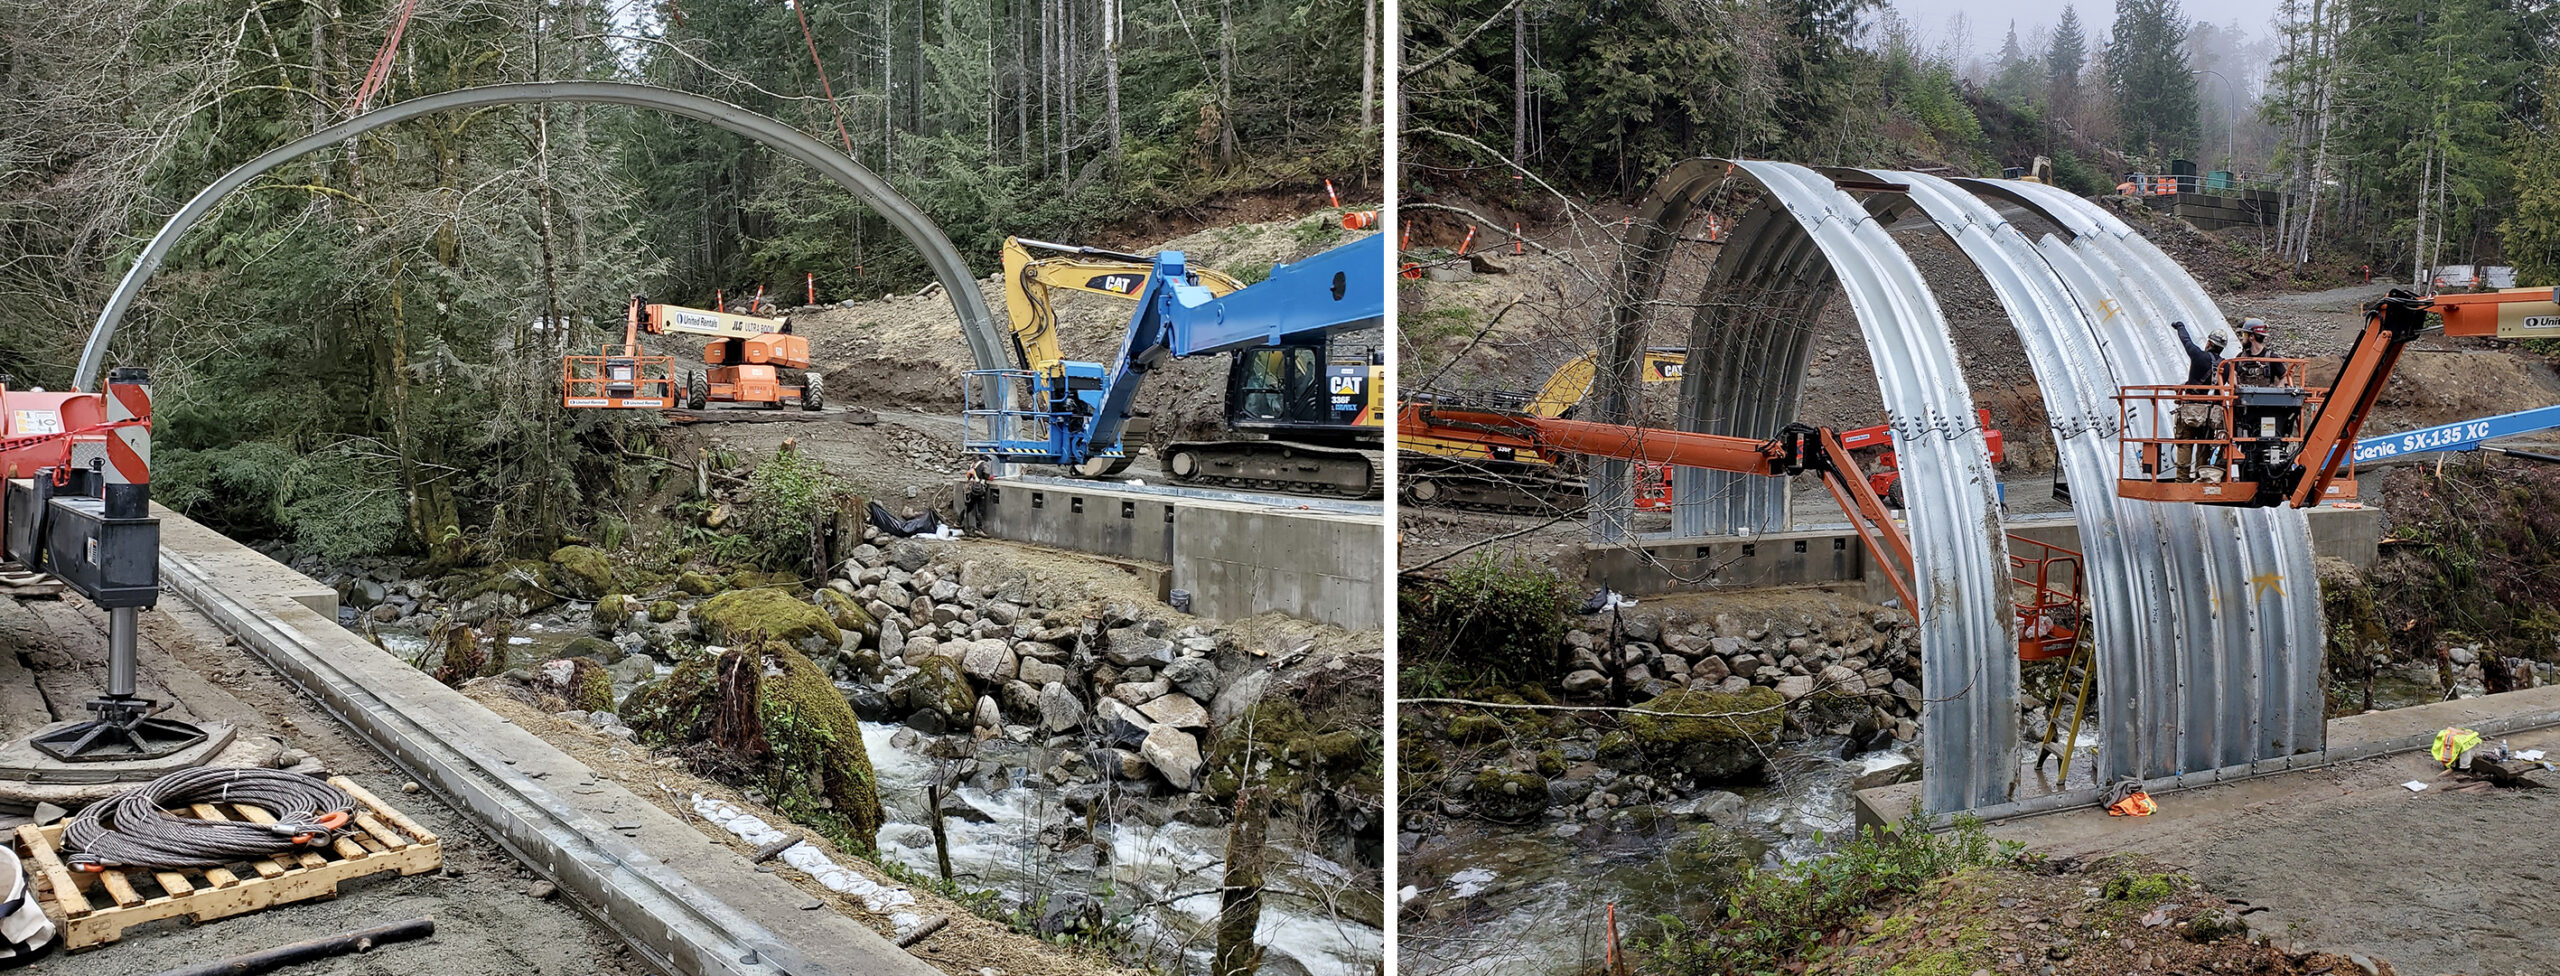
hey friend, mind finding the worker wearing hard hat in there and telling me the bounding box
[2230,318,2280,386]
[2169,320,2235,481]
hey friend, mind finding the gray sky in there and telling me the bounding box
[1882,0,2289,62]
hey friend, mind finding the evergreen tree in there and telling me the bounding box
[2047,6,2088,118]
[2106,0,2200,159]
[1989,21,2040,109]
[2504,67,2560,284]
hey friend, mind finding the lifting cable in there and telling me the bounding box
[62,768,355,872]
[792,1,861,159]
[348,0,423,115]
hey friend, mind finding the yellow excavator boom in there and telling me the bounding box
[1525,347,1688,417]
[1002,236,1246,376]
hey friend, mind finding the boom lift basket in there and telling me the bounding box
[2116,358,2355,506]
[561,344,676,409]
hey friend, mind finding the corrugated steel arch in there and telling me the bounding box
[1599,159,2018,811]
[1952,180,2327,774]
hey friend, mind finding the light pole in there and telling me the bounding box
[2192,68,2237,178]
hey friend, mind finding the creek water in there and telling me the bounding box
[1400,734,1902,976]
[861,723,1384,976]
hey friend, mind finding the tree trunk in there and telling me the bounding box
[1103,0,1121,159]
[1212,786,1269,976]
[1512,1,1525,167]
[1216,0,1236,168]
[1360,0,1376,132]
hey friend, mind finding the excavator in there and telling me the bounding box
[992,236,1385,498]
[2118,286,2560,507]
[1399,348,1687,510]
[560,297,821,412]
[967,234,1386,497]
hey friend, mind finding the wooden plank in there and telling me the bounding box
[152,870,193,899]
[98,870,143,908]
[334,778,438,845]
[350,811,408,851]
[17,823,88,916]
[228,804,328,870]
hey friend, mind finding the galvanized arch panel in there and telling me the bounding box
[77,82,1003,393]
[1960,181,2327,774]
[1840,170,2181,790]
[1636,160,2018,811]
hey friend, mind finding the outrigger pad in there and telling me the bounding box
[29,697,206,763]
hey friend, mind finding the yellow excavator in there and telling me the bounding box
[1398,347,1686,509]
[1000,237,1386,497]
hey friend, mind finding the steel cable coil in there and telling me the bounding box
[61,767,354,871]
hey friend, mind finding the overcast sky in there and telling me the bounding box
[1882,0,2290,62]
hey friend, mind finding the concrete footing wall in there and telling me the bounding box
[1589,505,2382,598]
[973,480,1384,630]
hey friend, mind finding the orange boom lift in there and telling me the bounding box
[1399,403,2082,663]
[562,296,820,412]
[2116,287,2560,508]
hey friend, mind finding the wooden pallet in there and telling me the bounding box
[12,776,443,950]
[0,570,61,599]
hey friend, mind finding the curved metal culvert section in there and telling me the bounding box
[1833,169,2182,791]
[1602,159,2017,812]
[76,81,1003,392]
[1958,180,2326,775]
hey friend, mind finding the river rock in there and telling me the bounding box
[1852,752,1919,790]
[1209,669,1270,728]
[1140,726,1202,789]
[1691,655,1732,686]
[1562,669,1608,694]
[1464,768,1549,822]
[972,695,1001,731]
[1109,679,1170,706]
[1626,686,1784,783]
[1891,678,1922,712]
[1620,613,1662,643]
[1038,682,1085,732]
[1163,656,1221,700]
[1137,692,1208,729]
[1774,675,1814,701]
[1096,698,1154,747]
[879,619,906,660]
[1819,664,1866,696]
[1001,679,1044,716]
[961,639,1017,682]
[547,546,616,600]
[1018,657,1067,687]
[1667,789,1746,826]
[1106,748,1149,779]
[1106,631,1176,668]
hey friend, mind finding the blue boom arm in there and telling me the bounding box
[2348,403,2560,465]
[965,233,1384,466]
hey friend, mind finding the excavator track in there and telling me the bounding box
[1399,457,1589,514]
[1162,440,1384,500]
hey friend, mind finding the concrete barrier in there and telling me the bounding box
[972,479,1384,630]
[152,507,938,976]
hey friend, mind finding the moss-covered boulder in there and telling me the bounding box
[1448,712,1508,743]
[454,560,563,613]
[692,588,842,647]
[892,654,975,723]
[562,657,615,713]
[560,636,619,661]
[623,643,886,853]
[549,546,616,599]
[814,589,877,638]
[593,594,632,635]
[674,570,723,596]
[1465,767,1550,822]
[727,569,803,592]
[1624,686,1783,783]
[649,600,681,622]
[1201,698,1374,805]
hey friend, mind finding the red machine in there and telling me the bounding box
[1625,411,2005,512]
[1,385,107,481]
[2118,287,2560,507]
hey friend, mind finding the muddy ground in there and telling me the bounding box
[13,597,639,976]
[1990,722,2560,976]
